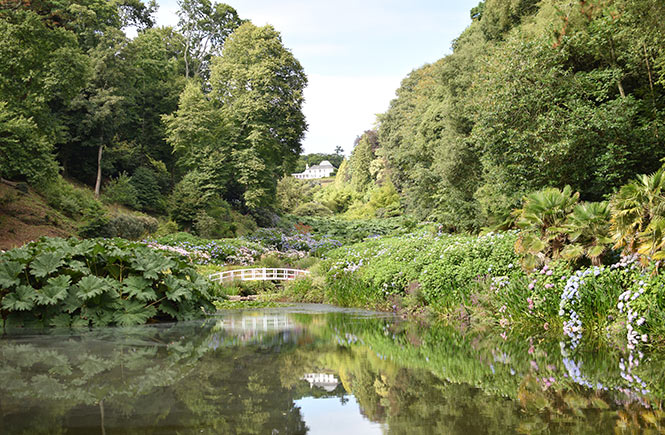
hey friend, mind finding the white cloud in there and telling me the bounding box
[302,74,402,154]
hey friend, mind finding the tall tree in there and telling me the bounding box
[209,22,307,209]
[0,3,88,183]
[177,0,242,80]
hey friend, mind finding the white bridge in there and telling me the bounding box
[208,267,310,283]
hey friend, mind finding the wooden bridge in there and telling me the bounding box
[208,268,310,284]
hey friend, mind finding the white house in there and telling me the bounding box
[301,373,340,392]
[292,160,335,180]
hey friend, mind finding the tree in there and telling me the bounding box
[513,186,580,269]
[66,29,129,197]
[0,6,88,183]
[610,166,665,256]
[210,22,307,209]
[177,0,242,79]
[350,131,377,192]
[163,81,233,197]
[0,103,58,184]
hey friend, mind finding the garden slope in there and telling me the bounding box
[0,183,75,250]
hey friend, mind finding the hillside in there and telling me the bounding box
[0,181,76,250]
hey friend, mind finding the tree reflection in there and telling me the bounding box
[1,309,665,433]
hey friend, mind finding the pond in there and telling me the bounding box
[1,303,663,433]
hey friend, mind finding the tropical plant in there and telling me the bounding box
[561,201,612,266]
[611,166,665,259]
[514,186,579,269]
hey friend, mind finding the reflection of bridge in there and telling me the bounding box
[208,268,310,283]
[216,314,296,332]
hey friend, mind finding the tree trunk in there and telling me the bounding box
[94,143,104,198]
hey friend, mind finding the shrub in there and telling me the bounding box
[0,237,214,327]
[130,167,164,212]
[322,231,520,309]
[102,172,140,209]
[0,102,58,185]
[79,210,158,240]
[39,177,101,219]
[155,219,179,237]
[292,201,333,217]
[108,213,158,239]
[283,276,324,303]
[231,210,257,236]
[150,234,265,265]
[194,210,218,239]
[169,172,213,228]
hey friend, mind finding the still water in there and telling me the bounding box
[1,304,664,434]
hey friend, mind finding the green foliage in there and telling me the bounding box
[322,231,520,309]
[514,186,579,269]
[345,182,401,219]
[79,210,158,240]
[155,219,179,237]
[218,24,306,207]
[102,172,140,209]
[0,237,214,327]
[350,131,377,193]
[130,167,164,212]
[314,184,357,214]
[39,177,102,220]
[0,103,58,185]
[292,202,333,217]
[611,166,665,259]
[374,0,665,230]
[276,176,317,212]
[283,215,412,244]
[562,201,612,265]
[169,171,214,228]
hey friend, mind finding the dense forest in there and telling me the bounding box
[0,0,306,236]
[333,0,665,231]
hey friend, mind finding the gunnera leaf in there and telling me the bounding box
[113,300,157,326]
[75,275,109,301]
[163,275,191,302]
[122,275,157,302]
[1,286,37,311]
[0,261,24,288]
[35,275,71,306]
[66,260,90,274]
[30,252,65,278]
[49,313,72,328]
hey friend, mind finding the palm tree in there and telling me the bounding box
[610,166,665,257]
[561,201,612,266]
[514,185,579,269]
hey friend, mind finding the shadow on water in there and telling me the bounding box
[1,304,665,433]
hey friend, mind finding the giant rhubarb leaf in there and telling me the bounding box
[30,252,64,278]
[2,285,37,311]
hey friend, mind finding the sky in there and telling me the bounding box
[153,0,479,155]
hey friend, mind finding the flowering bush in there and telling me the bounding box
[146,233,264,266]
[246,228,341,256]
[321,231,520,308]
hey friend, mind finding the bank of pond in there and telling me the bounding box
[1,232,664,353]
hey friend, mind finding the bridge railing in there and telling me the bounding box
[208,267,310,283]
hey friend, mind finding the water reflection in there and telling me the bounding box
[1,305,664,433]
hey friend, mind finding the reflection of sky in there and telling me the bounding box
[296,396,385,434]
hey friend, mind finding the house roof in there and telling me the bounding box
[307,160,334,171]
